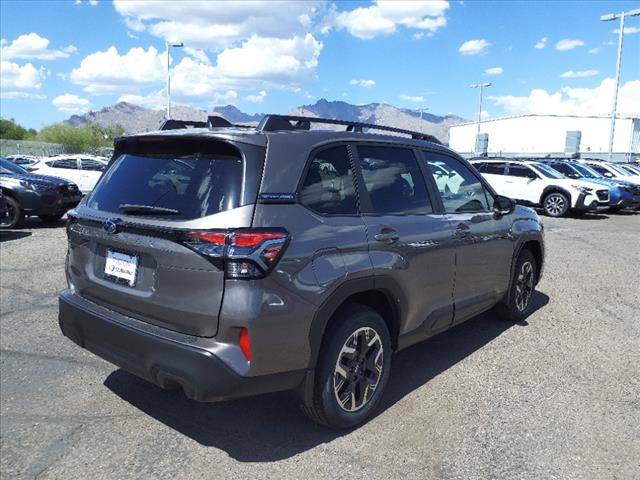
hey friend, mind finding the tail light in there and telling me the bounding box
[27,167,39,172]
[184,229,289,279]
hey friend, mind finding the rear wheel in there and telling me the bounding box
[542,192,569,217]
[38,214,64,222]
[497,249,537,322]
[302,304,391,429]
[0,196,24,229]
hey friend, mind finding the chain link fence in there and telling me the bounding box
[0,139,114,158]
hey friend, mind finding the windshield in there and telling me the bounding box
[617,164,639,176]
[0,158,27,175]
[530,162,564,179]
[570,163,600,178]
[608,164,632,176]
[87,151,245,220]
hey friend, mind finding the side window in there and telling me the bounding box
[481,162,506,175]
[357,146,432,215]
[550,163,578,178]
[51,159,78,170]
[423,152,492,213]
[299,145,358,215]
[507,163,538,179]
[81,159,106,171]
[591,164,614,177]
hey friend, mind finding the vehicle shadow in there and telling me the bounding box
[104,291,549,462]
[611,209,640,216]
[22,217,67,229]
[570,213,609,220]
[0,230,32,242]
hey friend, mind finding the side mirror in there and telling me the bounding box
[493,195,515,216]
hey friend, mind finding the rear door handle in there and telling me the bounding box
[454,223,470,238]
[374,229,399,244]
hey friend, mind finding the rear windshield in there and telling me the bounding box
[87,145,245,220]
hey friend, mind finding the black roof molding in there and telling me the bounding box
[257,114,441,144]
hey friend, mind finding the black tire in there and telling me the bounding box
[542,192,569,217]
[0,196,24,229]
[496,249,537,322]
[38,214,64,222]
[302,304,392,429]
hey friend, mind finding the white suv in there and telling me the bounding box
[471,159,610,217]
[27,155,107,193]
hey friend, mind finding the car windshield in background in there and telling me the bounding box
[0,158,27,175]
[570,163,600,178]
[608,164,632,176]
[531,162,564,179]
[87,153,244,220]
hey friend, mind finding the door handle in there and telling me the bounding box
[454,223,470,238]
[374,229,399,244]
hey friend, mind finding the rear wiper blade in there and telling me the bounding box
[119,204,180,215]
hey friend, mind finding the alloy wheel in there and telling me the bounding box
[333,327,384,413]
[514,261,534,312]
[0,202,17,227]
[544,194,566,217]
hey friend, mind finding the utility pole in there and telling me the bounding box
[600,8,640,161]
[471,83,491,153]
[165,41,184,120]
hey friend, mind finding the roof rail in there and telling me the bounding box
[257,114,441,144]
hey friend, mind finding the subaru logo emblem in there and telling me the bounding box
[103,219,118,234]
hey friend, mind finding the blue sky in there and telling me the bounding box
[1,0,639,129]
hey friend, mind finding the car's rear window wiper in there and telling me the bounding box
[119,204,180,215]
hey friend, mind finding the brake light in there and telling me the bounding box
[184,229,289,279]
[239,327,251,362]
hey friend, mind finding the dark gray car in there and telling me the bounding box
[58,115,544,428]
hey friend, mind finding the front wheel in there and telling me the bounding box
[302,305,391,429]
[542,192,569,217]
[497,249,537,322]
[0,196,25,229]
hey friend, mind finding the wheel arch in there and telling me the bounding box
[539,185,572,206]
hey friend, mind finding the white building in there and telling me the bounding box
[449,114,640,162]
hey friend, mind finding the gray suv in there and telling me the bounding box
[59,115,544,428]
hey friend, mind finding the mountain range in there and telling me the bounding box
[64,99,468,143]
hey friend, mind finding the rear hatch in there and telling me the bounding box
[66,135,265,337]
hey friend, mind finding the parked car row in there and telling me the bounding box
[470,158,640,217]
[6,154,109,194]
[0,158,83,228]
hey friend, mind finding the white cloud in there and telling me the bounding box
[0,61,46,99]
[0,33,76,60]
[458,39,490,55]
[485,66,503,76]
[216,34,321,82]
[329,0,449,40]
[399,94,424,102]
[613,26,640,35]
[488,78,640,116]
[560,69,599,78]
[245,90,267,103]
[69,46,165,94]
[113,0,321,50]
[89,0,98,5]
[52,93,92,114]
[534,36,547,49]
[555,39,584,51]
[349,79,376,88]
[117,90,166,109]
[588,47,600,54]
[480,110,490,119]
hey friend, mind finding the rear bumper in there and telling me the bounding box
[58,290,305,402]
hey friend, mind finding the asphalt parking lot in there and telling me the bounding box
[1,211,639,480]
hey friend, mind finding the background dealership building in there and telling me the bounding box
[449,114,640,162]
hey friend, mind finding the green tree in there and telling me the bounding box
[37,123,125,153]
[0,118,30,140]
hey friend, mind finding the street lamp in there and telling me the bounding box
[471,83,491,136]
[415,107,428,120]
[166,41,184,120]
[600,8,640,161]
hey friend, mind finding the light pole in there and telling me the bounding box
[471,82,491,137]
[471,82,491,153]
[600,8,640,161]
[415,107,428,120]
[165,41,184,120]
